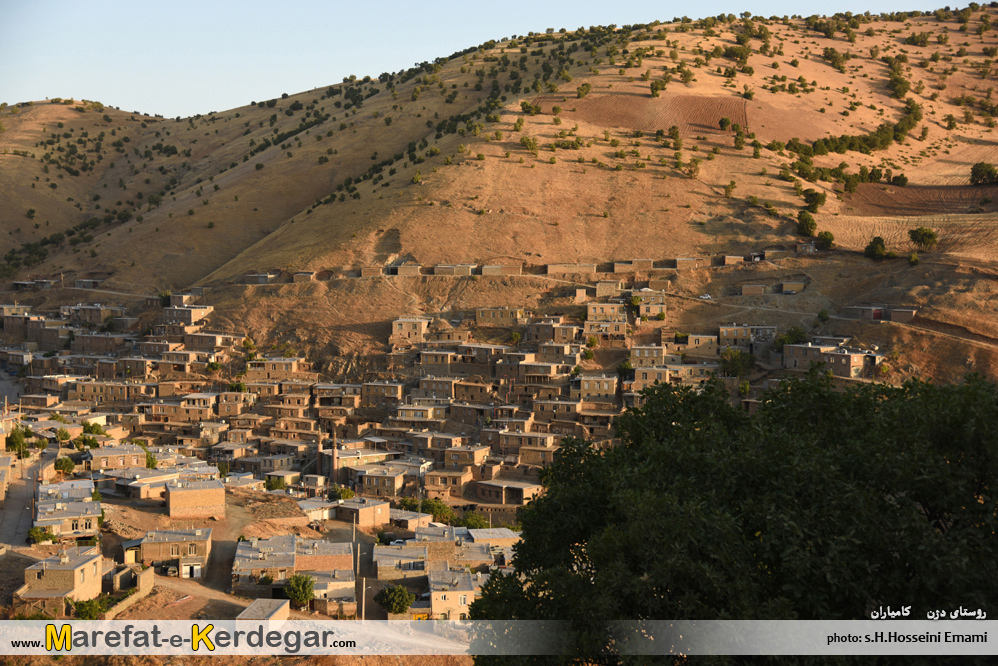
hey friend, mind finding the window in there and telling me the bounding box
[189,543,197,556]
[441,594,447,601]
[36,571,43,580]
[459,595,468,606]
[172,545,180,556]
[80,570,85,583]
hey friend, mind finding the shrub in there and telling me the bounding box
[908,227,938,251]
[864,236,887,260]
[255,163,264,170]
[908,252,920,266]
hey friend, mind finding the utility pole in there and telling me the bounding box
[360,577,365,622]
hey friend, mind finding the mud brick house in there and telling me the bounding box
[719,324,778,355]
[782,343,884,379]
[476,480,543,505]
[390,317,432,347]
[475,307,527,326]
[13,546,105,618]
[124,528,213,579]
[629,344,682,368]
[245,357,313,381]
[373,544,429,581]
[160,305,214,325]
[570,375,618,402]
[81,445,147,472]
[468,528,521,548]
[361,381,405,409]
[232,535,354,591]
[357,466,406,498]
[34,497,102,541]
[333,497,390,528]
[165,479,225,519]
[429,570,485,620]
[425,467,474,499]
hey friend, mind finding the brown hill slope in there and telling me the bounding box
[4,10,998,292]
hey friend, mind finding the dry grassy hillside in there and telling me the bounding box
[3,8,998,381]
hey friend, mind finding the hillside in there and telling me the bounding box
[3,8,998,381]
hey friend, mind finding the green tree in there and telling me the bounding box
[145,451,157,469]
[456,511,490,529]
[397,497,454,523]
[375,585,416,615]
[864,235,888,259]
[472,373,998,658]
[510,331,522,345]
[82,421,105,436]
[329,484,355,500]
[970,161,998,185]
[54,457,75,475]
[284,573,315,609]
[773,326,807,352]
[720,347,755,377]
[8,428,26,458]
[802,189,827,213]
[816,230,835,250]
[908,226,938,252]
[56,427,71,444]
[228,381,247,393]
[266,476,286,491]
[796,210,816,237]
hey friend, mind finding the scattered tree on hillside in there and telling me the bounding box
[802,189,827,213]
[797,210,817,237]
[864,236,888,260]
[970,162,998,185]
[816,231,835,250]
[908,227,938,252]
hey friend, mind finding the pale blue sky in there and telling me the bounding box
[1,0,945,118]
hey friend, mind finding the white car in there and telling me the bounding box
[390,540,406,546]
[699,294,712,300]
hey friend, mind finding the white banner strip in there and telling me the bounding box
[2,620,996,655]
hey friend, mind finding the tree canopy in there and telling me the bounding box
[472,372,998,662]
[284,573,315,609]
[908,226,938,252]
[375,585,416,615]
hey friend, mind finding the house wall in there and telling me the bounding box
[166,486,225,519]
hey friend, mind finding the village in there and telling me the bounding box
[0,248,914,623]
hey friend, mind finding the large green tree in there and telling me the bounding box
[375,585,416,615]
[284,573,315,609]
[472,372,998,663]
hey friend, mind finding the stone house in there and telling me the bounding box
[124,528,212,579]
[13,546,105,618]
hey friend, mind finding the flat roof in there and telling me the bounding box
[237,599,290,620]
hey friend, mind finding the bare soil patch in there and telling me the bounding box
[847,184,998,217]
[534,92,747,136]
